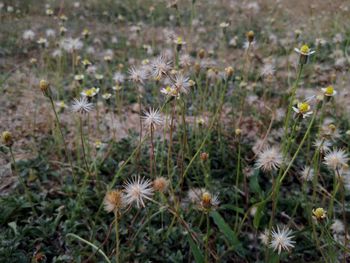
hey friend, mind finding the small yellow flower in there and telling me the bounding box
[321,86,337,97]
[293,101,313,118]
[300,45,310,54]
[246,31,255,43]
[81,87,99,97]
[312,208,327,220]
[201,192,212,208]
[39,79,51,97]
[225,66,234,78]
[2,131,13,147]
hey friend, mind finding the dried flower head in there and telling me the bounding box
[123,176,154,208]
[142,108,163,130]
[200,190,220,210]
[324,148,349,171]
[151,55,171,80]
[71,97,94,114]
[246,30,255,43]
[104,190,125,213]
[153,177,169,192]
[269,226,295,255]
[2,131,13,147]
[39,79,51,97]
[255,147,283,172]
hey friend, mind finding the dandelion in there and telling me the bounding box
[123,176,154,208]
[294,44,315,64]
[71,97,94,114]
[324,148,349,170]
[142,108,163,130]
[292,101,313,118]
[103,190,125,213]
[269,226,295,255]
[153,177,169,192]
[255,147,283,172]
[321,85,337,97]
[312,207,327,221]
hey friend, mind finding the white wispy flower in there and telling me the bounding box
[113,71,125,84]
[71,97,94,114]
[301,166,314,182]
[269,226,295,255]
[260,63,275,77]
[331,219,345,234]
[313,139,331,153]
[23,30,35,41]
[259,229,270,246]
[60,37,83,53]
[142,108,163,129]
[128,66,147,84]
[45,29,56,38]
[179,54,192,68]
[172,73,191,94]
[255,147,283,172]
[150,55,172,80]
[324,148,349,170]
[123,176,154,208]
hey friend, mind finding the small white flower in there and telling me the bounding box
[71,97,94,114]
[123,176,154,208]
[142,108,163,129]
[324,148,349,171]
[269,226,295,255]
[292,101,313,118]
[321,86,337,97]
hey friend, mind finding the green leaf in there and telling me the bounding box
[188,235,205,263]
[210,210,244,255]
[66,233,111,263]
[253,201,266,229]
